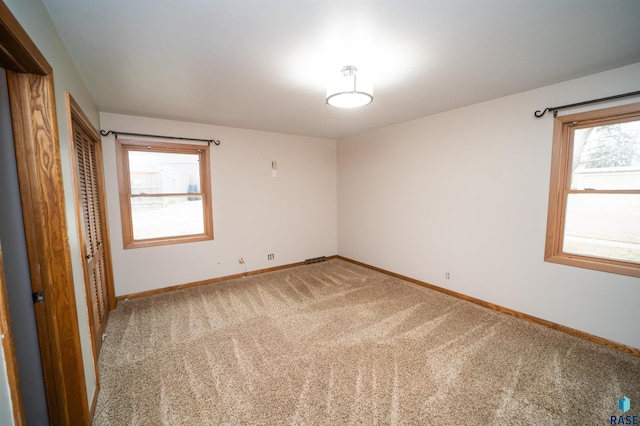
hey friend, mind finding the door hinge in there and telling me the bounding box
[32,291,44,303]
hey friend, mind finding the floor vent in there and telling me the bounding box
[304,256,326,264]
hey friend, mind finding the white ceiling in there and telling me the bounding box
[42,0,640,140]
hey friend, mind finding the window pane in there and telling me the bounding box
[563,193,640,264]
[128,151,200,195]
[571,121,640,190]
[131,196,204,240]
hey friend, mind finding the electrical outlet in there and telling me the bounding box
[238,257,245,264]
[267,253,274,261]
[445,272,450,279]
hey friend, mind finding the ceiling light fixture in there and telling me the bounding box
[326,66,373,108]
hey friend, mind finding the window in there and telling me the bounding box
[545,102,640,277]
[116,139,213,248]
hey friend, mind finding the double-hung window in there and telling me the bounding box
[545,102,640,277]
[116,139,213,249]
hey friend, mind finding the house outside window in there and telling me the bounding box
[545,102,640,277]
[116,139,213,249]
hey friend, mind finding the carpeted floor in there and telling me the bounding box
[92,259,639,425]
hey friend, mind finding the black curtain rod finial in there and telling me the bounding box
[534,108,549,118]
[534,108,559,118]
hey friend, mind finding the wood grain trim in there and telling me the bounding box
[115,138,214,249]
[116,256,338,301]
[5,70,58,422]
[67,93,100,141]
[7,71,90,425]
[556,101,640,123]
[114,139,133,249]
[68,93,115,311]
[201,139,214,241]
[67,93,100,388]
[67,93,114,424]
[0,244,26,425]
[543,112,568,260]
[0,1,51,74]
[544,102,640,278]
[337,256,640,357]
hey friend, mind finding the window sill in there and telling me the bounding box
[544,253,640,278]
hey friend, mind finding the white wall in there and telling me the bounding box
[100,113,337,296]
[338,62,640,349]
[6,0,99,406]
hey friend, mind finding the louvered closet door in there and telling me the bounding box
[73,119,109,355]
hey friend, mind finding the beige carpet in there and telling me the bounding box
[93,259,639,425]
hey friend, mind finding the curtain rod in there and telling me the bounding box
[99,130,221,146]
[534,90,640,118]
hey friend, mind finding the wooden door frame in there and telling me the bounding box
[0,2,91,424]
